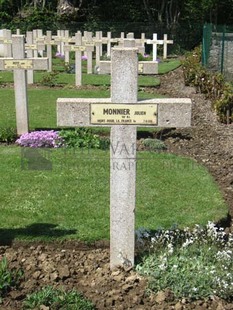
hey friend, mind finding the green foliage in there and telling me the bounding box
[138,54,152,61]
[0,257,23,301]
[158,59,181,74]
[142,138,167,151]
[100,54,111,61]
[136,222,233,301]
[59,128,102,149]
[182,46,202,85]
[7,8,58,33]
[182,46,233,123]
[99,136,110,150]
[23,286,95,309]
[39,71,59,87]
[0,127,17,143]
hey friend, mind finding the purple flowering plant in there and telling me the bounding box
[81,55,88,61]
[55,52,65,59]
[16,130,64,148]
[138,53,152,61]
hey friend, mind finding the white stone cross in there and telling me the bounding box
[94,31,102,66]
[26,31,46,84]
[36,31,59,72]
[0,35,49,135]
[83,31,95,74]
[146,33,164,61]
[57,42,192,269]
[0,29,12,57]
[135,33,147,55]
[163,34,174,59]
[32,29,44,57]
[55,29,67,56]
[64,31,86,86]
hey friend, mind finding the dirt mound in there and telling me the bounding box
[1,241,233,309]
[156,67,233,224]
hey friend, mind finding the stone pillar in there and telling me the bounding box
[46,31,53,72]
[75,31,83,86]
[26,31,34,84]
[110,44,138,269]
[12,35,29,135]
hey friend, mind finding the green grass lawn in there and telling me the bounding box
[158,59,181,74]
[0,71,160,87]
[0,58,180,87]
[0,88,163,129]
[0,145,228,244]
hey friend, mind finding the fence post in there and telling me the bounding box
[220,25,226,74]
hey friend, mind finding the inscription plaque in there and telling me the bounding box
[4,59,33,69]
[70,45,86,52]
[91,103,157,125]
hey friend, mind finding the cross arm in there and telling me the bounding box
[57,98,111,127]
[57,98,192,128]
[0,58,49,70]
[141,98,192,127]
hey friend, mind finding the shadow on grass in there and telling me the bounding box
[0,223,77,246]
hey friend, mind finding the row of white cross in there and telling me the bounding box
[0,29,173,86]
[0,28,173,61]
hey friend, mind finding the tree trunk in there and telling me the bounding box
[142,0,154,24]
[57,0,75,14]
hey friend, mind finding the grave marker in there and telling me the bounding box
[107,32,112,57]
[64,31,86,86]
[135,33,146,55]
[0,35,49,135]
[117,32,125,48]
[146,33,163,61]
[84,32,95,74]
[163,34,174,59]
[33,29,44,57]
[26,32,46,84]
[26,31,35,84]
[37,31,59,72]
[0,29,12,57]
[57,41,192,269]
[94,31,102,66]
[101,32,120,57]
[44,31,54,72]
[56,29,65,55]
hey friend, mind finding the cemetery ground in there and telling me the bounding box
[0,59,233,309]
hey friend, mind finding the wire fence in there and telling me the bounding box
[202,23,233,81]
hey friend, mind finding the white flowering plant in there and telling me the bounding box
[136,222,233,301]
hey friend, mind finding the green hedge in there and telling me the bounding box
[182,46,233,123]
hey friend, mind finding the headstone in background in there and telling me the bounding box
[95,31,102,66]
[136,33,146,55]
[163,34,174,59]
[64,31,86,86]
[0,35,49,135]
[85,32,95,74]
[26,31,35,84]
[98,36,158,76]
[146,33,163,61]
[64,30,70,63]
[0,29,12,57]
